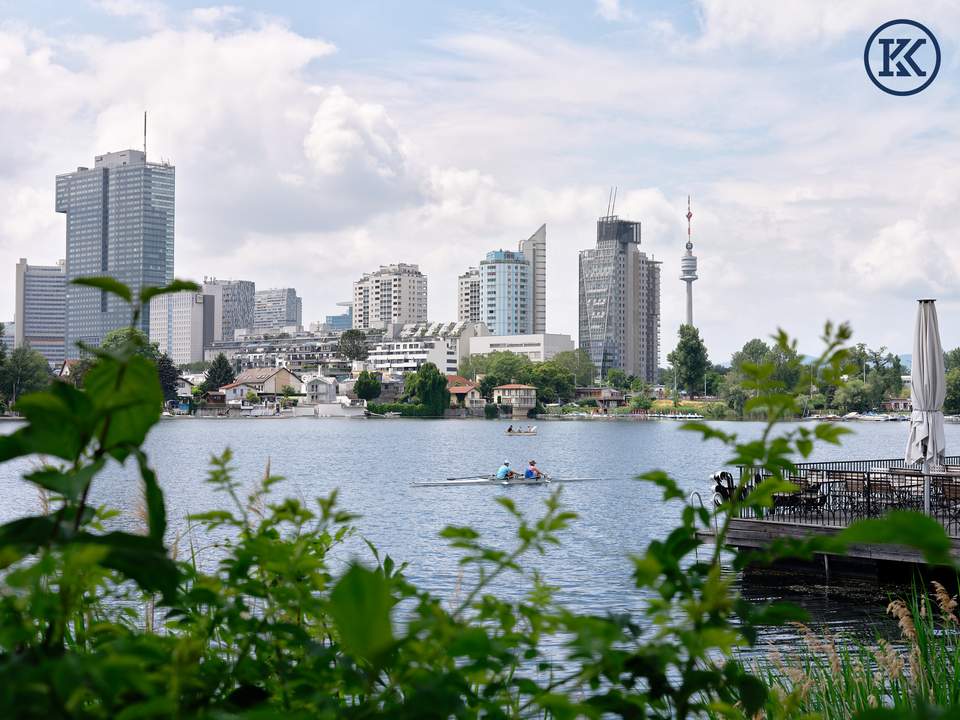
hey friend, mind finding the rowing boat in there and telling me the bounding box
[505,426,537,436]
[411,475,602,488]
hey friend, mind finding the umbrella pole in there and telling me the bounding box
[923,459,931,515]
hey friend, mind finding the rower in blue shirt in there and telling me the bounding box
[496,461,515,480]
[524,460,543,480]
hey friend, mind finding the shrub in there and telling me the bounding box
[483,403,499,419]
[367,402,435,417]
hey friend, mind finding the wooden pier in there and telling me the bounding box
[700,457,960,583]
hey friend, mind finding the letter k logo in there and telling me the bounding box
[878,37,927,77]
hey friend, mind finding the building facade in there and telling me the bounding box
[457,268,481,324]
[14,258,66,366]
[368,321,486,376]
[149,291,215,366]
[324,301,353,332]
[353,263,427,330]
[468,333,574,362]
[480,249,531,335]
[254,288,302,332]
[204,332,351,374]
[493,384,537,418]
[578,215,661,383]
[519,224,546,333]
[56,149,175,356]
[202,278,256,342]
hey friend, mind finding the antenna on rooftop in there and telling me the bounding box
[611,186,617,216]
[143,110,147,158]
[605,187,613,217]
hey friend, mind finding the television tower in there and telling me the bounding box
[680,196,698,327]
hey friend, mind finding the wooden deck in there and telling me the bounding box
[698,518,960,566]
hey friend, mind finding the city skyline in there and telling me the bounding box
[1,3,959,359]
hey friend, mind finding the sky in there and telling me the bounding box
[1,0,959,362]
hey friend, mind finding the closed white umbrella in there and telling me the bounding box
[905,299,946,513]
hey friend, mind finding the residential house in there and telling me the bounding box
[880,397,912,413]
[220,382,260,405]
[493,384,537,418]
[306,377,337,404]
[575,387,626,412]
[447,375,484,414]
[230,367,303,399]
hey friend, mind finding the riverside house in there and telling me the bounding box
[493,384,537,418]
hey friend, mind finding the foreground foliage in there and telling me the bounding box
[0,280,957,718]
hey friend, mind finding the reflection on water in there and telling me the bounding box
[0,416,944,646]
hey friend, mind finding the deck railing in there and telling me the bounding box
[733,457,960,537]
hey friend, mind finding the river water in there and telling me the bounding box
[0,416,950,644]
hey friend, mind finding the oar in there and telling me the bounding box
[445,474,493,481]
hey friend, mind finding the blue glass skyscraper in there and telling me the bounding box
[56,149,174,356]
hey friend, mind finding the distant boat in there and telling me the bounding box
[505,426,537,436]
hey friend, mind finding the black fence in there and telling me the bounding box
[734,457,960,537]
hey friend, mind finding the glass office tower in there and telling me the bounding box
[56,149,174,356]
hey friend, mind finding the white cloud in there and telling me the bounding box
[595,0,632,22]
[92,0,167,31]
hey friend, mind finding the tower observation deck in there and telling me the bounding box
[680,196,698,327]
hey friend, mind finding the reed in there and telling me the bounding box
[761,581,960,717]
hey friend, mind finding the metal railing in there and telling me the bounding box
[733,457,960,537]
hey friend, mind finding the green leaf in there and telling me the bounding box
[25,459,105,500]
[734,672,767,715]
[71,276,132,301]
[837,511,955,567]
[0,382,95,462]
[86,355,162,457]
[139,279,201,305]
[0,515,57,567]
[329,563,394,662]
[135,450,166,544]
[76,531,179,603]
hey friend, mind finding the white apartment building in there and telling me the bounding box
[457,267,481,323]
[368,321,487,376]
[254,288,302,332]
[353,263,427,330]
[149,292,215,365]
[468,333,574,362]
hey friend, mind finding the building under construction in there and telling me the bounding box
[578,211,661,383]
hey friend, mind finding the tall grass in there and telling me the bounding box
[762,581,960,717]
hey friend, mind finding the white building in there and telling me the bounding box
[457,267,481,324]
[520,224,546,334]
[480,249,530,335]
[468,333,574,362]
[305,376,338,404]
[149,292,215,366]
[254,288,302,332]
[353,263,427,330]
[15,257,66,367]
[368,321,487,376]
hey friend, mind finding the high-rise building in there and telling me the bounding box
[680,197,698,327]
[325,301,353,332]
[519,224,546,333]
[578,215,661,383]
[14,258,66,367]
[457,267,481,324]
[56,149,175,356]
[0,322,15,354]
[480,250,531,336]
[353,263,427,330]
[202,278,256,341]
[254,288,302,332]
[149,291,215,366]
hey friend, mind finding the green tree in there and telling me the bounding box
[0,321,7,367]
[354,370,382,402]
[0,345,51,404]
[156,352,179,404]
[629,393,652,411]
[551,349,596,386]
[405,362,449,415]
[730,338,770,373]
[945,348,960,373]
[101,326,160,362]
[245,389,259,404]
[605,368,628,390]
[478,373,507,401]
[667,324,710,397]
[179,360,211,373]
[338,329,369,362]
[202,353,236,392]
[485,351,532,382]
[519,361,575,405]
[945,368,960,415]
[834,378,871,413]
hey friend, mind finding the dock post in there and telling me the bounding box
[923,460,931,515]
